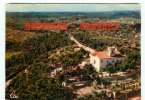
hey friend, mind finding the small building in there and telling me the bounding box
[50,67,62,77]
[90,47,125,72]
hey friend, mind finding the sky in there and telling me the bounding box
[6,4,140,12]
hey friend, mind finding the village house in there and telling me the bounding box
[90,47,125,72]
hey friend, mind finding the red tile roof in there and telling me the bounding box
[91,51,123,59]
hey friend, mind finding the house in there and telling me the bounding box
[50,67,62,77]
[89,47,125,72]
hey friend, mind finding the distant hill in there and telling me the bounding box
[6,11,140,19]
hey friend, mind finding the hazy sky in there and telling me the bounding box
[6,4,140,12]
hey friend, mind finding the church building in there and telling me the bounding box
[90,47,125,72]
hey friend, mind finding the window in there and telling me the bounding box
[94,60,96,64]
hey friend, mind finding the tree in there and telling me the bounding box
[84,64,96,75]
[127,50,140,69]
[120,62,129,71]
[106,63,116,76]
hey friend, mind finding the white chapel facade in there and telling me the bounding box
[90,47,125,72]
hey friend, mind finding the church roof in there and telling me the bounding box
[91,51,124,59]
